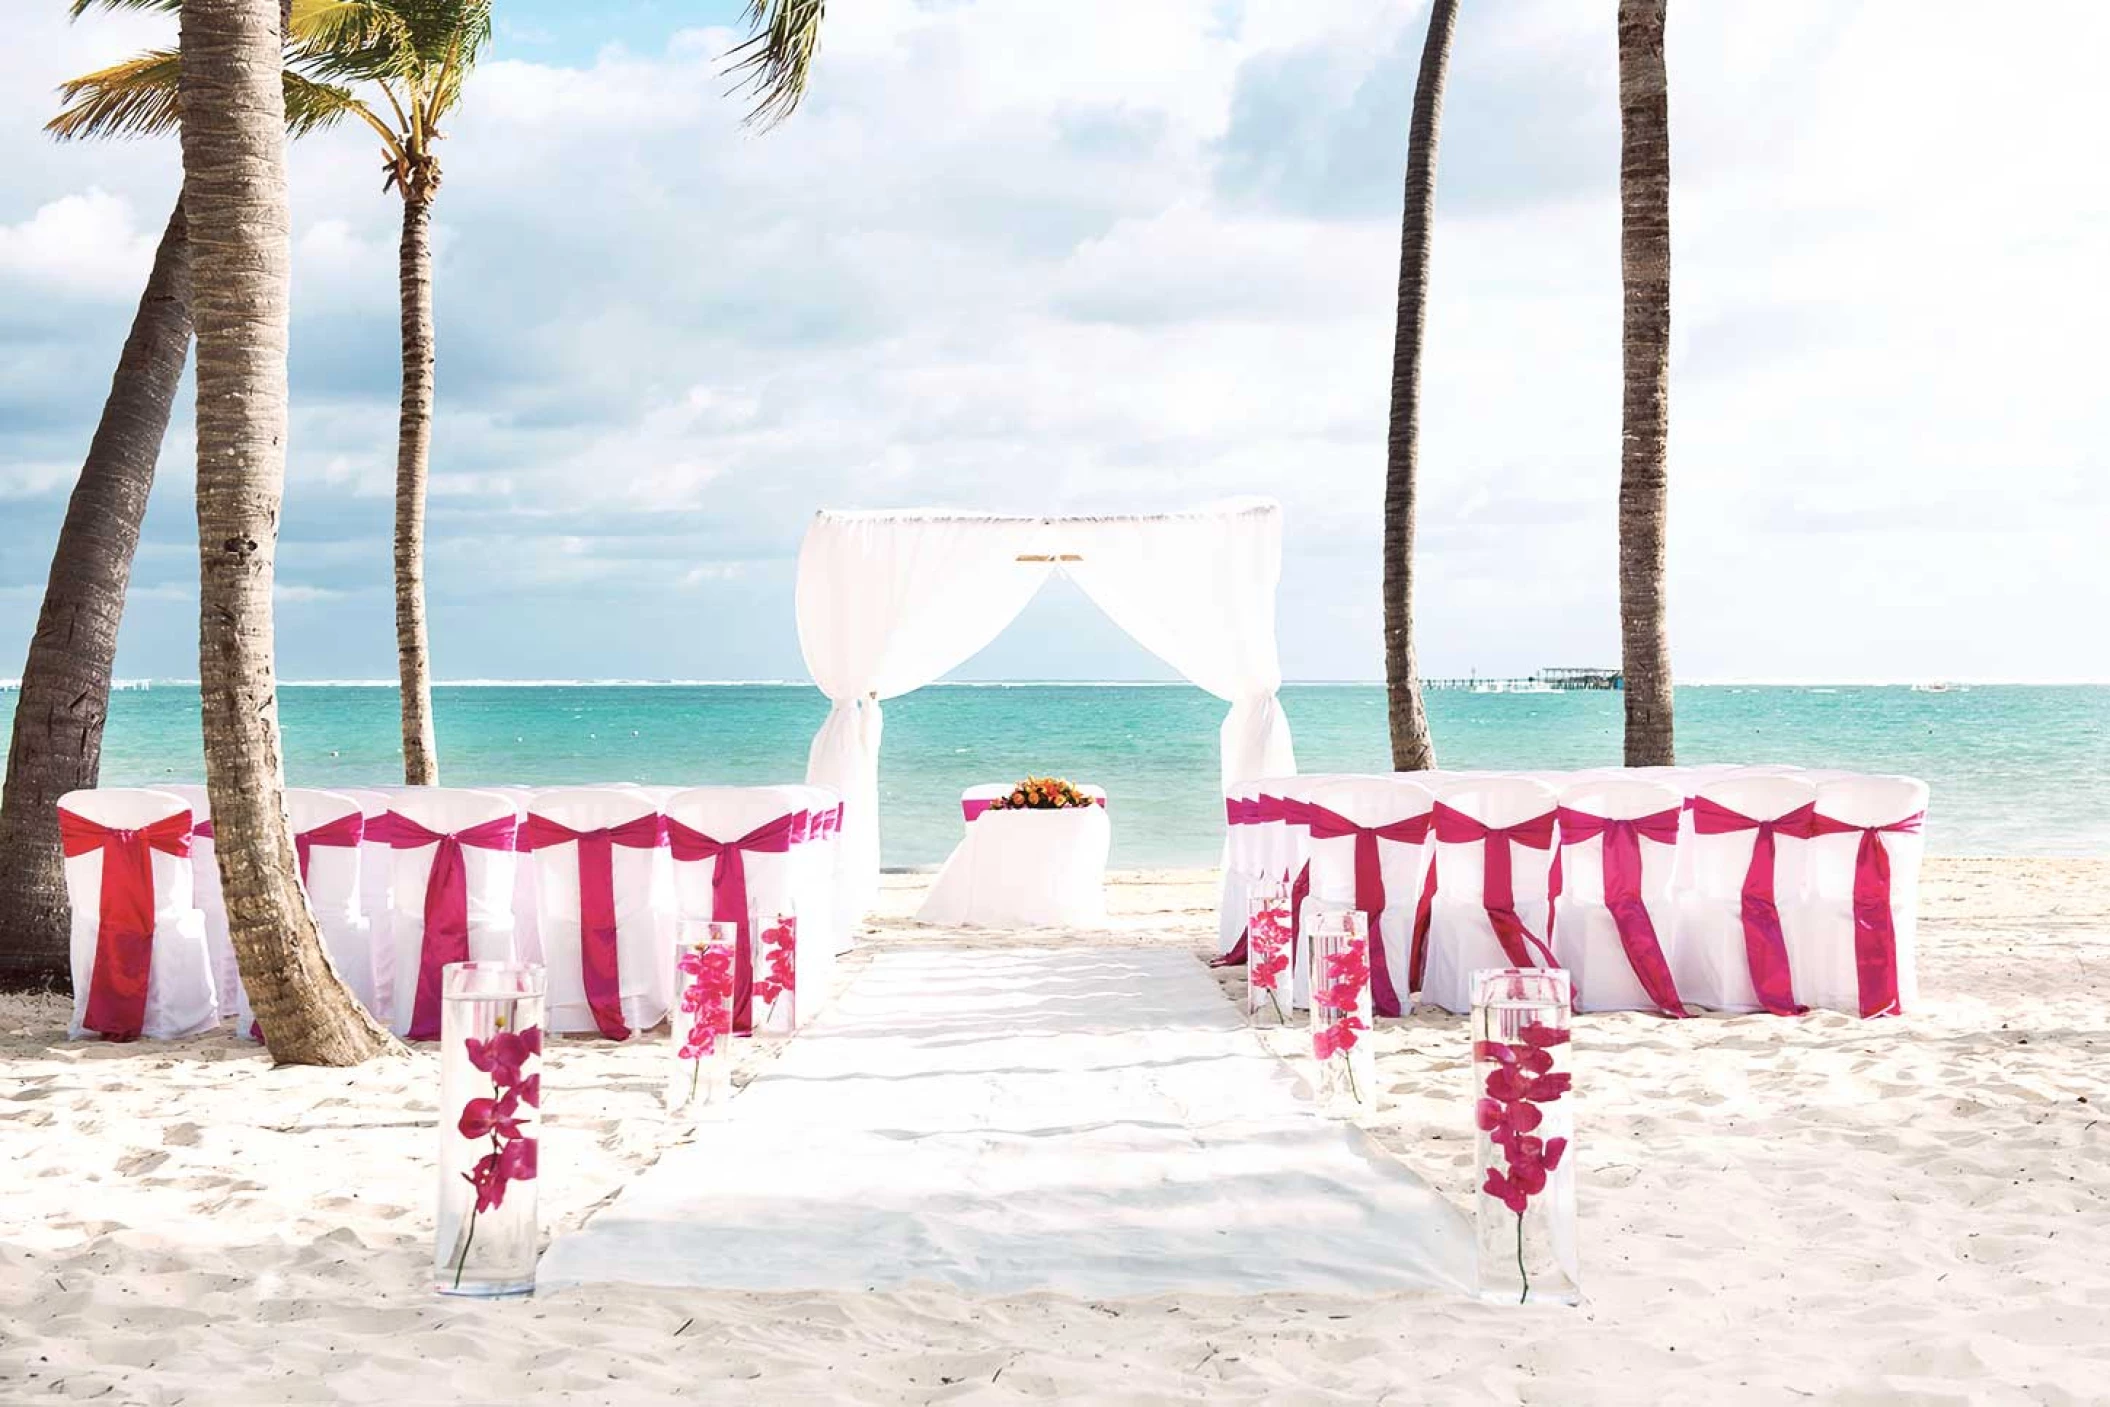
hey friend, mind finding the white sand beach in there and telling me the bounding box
[3,856,2107,1405]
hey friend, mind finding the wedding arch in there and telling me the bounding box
[795,499,1298,918]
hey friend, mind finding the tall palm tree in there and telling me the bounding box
[1381,0,1460,773]
[1616,0,1674,765]
[0,0,361,991]
[179,0,393,1063]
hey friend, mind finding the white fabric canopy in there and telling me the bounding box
[796,500,1297,919]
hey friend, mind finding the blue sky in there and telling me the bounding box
[2,0,2106,683]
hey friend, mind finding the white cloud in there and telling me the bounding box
[0,0,2106,683]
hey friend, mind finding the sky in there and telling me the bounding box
[1,0,2105,685]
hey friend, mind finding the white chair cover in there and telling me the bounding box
[60,787,218,1040]
[1420,776,1562,1015]
[490,786,544,968]
[1789,775,1930,1016]
[1551,776,1686,1014]
[1673,773,1819,1014]
[526,787,673,1038]
[342,787,398,1018]
[1301,774,1437,1018]
[386,787,521,1038]
[917,785,1111,929]
[284,787,378,1017]
[160,783,238,1021]
[666,785,820,1032]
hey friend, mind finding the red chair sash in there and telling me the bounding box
[1303,803,1433,1016]
[1225,797,1265,826]
[1251,795,1289,824]
[193,819,215,841]
[1553,806,1685,1017]
[1429,803,1560,973]
[519,812,666,1040]
[294,813,365,888]
[1803,809,1924,1017]
[665,812,799,1034]
[1688,797,1817,1016]
[58,808,194,1042]
[387,812,520,1040]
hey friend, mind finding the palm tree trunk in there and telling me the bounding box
[1382,0,1460,774]
[179,0,392,1064]
[393,185,438,785]
[0,198,192,990]
[1617,0,1675,766]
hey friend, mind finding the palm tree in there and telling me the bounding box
[1616,0,1674,766]
[1381,0,1460,773]
[0,0,358,991]
[178,0,394,1063]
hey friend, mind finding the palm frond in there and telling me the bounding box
[725,0,825,130]
[283,70,377,139]
[292,0,489,90]
[66,0,180,20]
[48,47,381,144]
[47,48,180,142]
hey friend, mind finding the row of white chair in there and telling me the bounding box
[59,782,846,1043]
[1219,766,1928,1019]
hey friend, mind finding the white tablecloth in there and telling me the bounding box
[917,804,1111,928]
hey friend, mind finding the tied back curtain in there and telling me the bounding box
[794,501,1297,923]
[1061,505,1295,791]
[796,512,1056,918]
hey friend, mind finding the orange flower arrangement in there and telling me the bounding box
[987,775,1093,811]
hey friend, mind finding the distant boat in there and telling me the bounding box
[1911,681,1955,694]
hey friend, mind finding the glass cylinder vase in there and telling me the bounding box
[1472,967,1579,1305]
[1305,903,1374,1115]
[668,921,738,1116]
[436,961,545,1298]
[750,906,799,1036]
[1245,881,1294,1027]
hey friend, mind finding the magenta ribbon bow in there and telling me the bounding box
[293,812,365,888]
[1429,803,1561,975]
[1553,806,1686,1017]
[518,811,667,1040]
[386,811,520,1040]
[1687,797,1817,1016]
[1302,803,1434,1017]
[1802,809,1924,1017]
[58,807,194,1042]
[665,812,800,1034]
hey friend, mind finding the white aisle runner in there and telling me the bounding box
[537,947,1474,1296]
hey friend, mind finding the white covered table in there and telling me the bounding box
[917,786,1110,928]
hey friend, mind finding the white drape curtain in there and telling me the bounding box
[795,500,1296,921]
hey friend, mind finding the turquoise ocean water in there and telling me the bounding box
[11,683,2105,865]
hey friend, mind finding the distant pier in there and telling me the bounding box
[1422,667,1622,693]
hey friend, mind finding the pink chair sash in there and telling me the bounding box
[1687,797,1817,1016]
[1429,803,1560,974]
[518,812,666,1040]
[1225,797,1264,826]
[57,807,193,1042]
[665,812,799,1034]
[1302,804,1433,1017]
[1803,810,1924,1017]
[1553,806,1686,1017]
[962,795,1108,822]
[387,812,520,1040]
[193,819,214,841]
[294,813,365,888]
